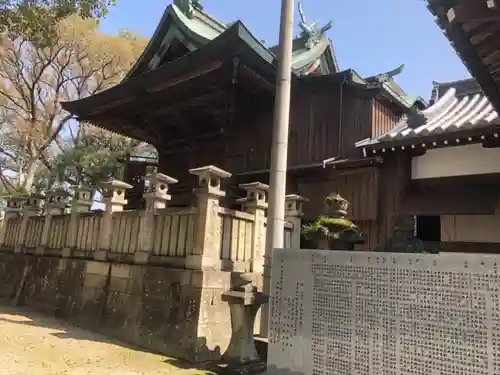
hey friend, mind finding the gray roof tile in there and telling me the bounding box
[356,87,499,148]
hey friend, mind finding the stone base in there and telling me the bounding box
[93,250,108,261]
[61,247,72,258]
[221,361,267,375]
[35,246,44,255]
[185,254,222,270]
[134,251,151,264]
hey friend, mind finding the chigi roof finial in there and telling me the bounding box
[298,1,332,49]
[174,0,203,18]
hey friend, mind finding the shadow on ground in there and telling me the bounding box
[0,303,217,374]
[0,303,269,374]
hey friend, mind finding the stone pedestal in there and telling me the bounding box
[135,172,177,264]
[285,194,308,249]
[237,182,269,274]
[0,196,26,247]
[16,194,44,252]
[186,165,231,270]
[64,186,96,257]
[39,189,70,254]
[96,180,132,261]
[222,283,269,370]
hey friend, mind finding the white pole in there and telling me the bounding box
[261,0,295,336]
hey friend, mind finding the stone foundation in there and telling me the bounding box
[0,251,261,363]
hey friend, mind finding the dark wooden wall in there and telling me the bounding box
[355,154,412,251]
[295,167,378,221]
[224,80,374,175]
[371,97,403,139]
[155,79,408,240]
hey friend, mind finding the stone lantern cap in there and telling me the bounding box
[6,196,27,210]
[72,186,97,201]
[101,180,132,197]
[285,194,308,216]
[222,283,269,306]
[239,182,269,192]
[285,194,308,202]
[143,172,178,185]
[189,165,232,197]
[326,192,349,218]
[47,189,71,205]
[143,172,178,201]
[189,165,232,180]
[26,193,46,209]
[237,182,269,209]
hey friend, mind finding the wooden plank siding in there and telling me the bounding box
[297,167,379,222]
[339,90,373,157]
[355,154,412,251]
[371,98,402,138]
[158,82,375,181]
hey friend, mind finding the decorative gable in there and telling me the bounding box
[124,0,340,80]
[124,1,226,80]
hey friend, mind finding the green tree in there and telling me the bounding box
[0,15,148,194]
[50,125,156,188]
[0,0,115,44]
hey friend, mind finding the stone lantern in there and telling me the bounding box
[46,189,71,215]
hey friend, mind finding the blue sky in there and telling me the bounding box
[100,0,470,101]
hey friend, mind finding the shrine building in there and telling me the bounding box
[62,0,427,248]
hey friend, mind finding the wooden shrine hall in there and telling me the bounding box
[62,0,425,229]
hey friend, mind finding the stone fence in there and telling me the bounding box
[0,165,306,273]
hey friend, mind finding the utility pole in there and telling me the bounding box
[261,0,295,336]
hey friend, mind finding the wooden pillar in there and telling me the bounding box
[135,172,178,264]
[186,165,231,270]
[237,182,269,273]
[95,180,132,261]
[285,194,307,249]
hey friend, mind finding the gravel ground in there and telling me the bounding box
[0,305,211,375]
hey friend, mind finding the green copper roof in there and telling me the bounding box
[123,1,422,112]
[125,0,339,81]
[363,65,427,110]
[307,68,426,113]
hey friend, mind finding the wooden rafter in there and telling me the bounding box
[149,90,226,117]
[469,21,500,44]
[446,0,499,24]
[476,33,500,60]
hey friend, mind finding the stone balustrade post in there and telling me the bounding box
[16,194,44,253]
[135,172,178,264]
[186,165,231,270]
[285,194,308,249]
[38,189,71,254]
[0,196,26,247]
[63,186,96,258]
[237,182,269,274]
[95,180,132,261]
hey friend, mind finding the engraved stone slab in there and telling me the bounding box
[268,250,498,375]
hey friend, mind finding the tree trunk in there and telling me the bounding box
[21,158,39,192]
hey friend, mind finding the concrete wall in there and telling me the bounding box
[268,249,500,375]
[0,252,259,363]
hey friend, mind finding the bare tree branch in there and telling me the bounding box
[0,15,148,193]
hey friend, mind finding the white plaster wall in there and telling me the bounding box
[411,143,500,179]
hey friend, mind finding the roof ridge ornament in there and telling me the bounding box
[373,64,405,83]
[298,1,332,49]
[174,0,203,19]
